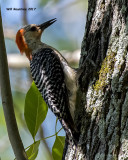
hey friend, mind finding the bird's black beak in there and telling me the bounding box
[38,18,57,30]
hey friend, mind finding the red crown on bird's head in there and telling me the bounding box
[16,18,57,61]
[16,28,32,60]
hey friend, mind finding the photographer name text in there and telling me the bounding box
[6,8,36,11]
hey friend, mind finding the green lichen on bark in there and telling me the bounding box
[93,51,116,92]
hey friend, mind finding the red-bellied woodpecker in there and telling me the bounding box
[15,18,78,140]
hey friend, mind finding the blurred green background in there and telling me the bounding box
[0,0,87,159]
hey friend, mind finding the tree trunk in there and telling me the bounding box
[64,0,128,159]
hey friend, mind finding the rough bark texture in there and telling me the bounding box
[65,0,128,159]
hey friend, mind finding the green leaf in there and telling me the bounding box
[24,81,48,139]
[52,136,65,160]
[26,141,40,160]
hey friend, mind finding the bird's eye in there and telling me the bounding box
[30,26,37,31]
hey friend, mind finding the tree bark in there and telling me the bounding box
[64,0,128,159]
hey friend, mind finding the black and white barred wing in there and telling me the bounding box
[30,48,72,125]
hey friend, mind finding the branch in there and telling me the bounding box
[7,50,80,68]
[39,126,53,160]
[8,54,29,68]
[4,28,15,40]
[0,8,28,160]
[22,0,28,25]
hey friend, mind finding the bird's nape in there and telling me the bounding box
[15,29,32,60]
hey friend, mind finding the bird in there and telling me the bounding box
[15,18,78,141]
